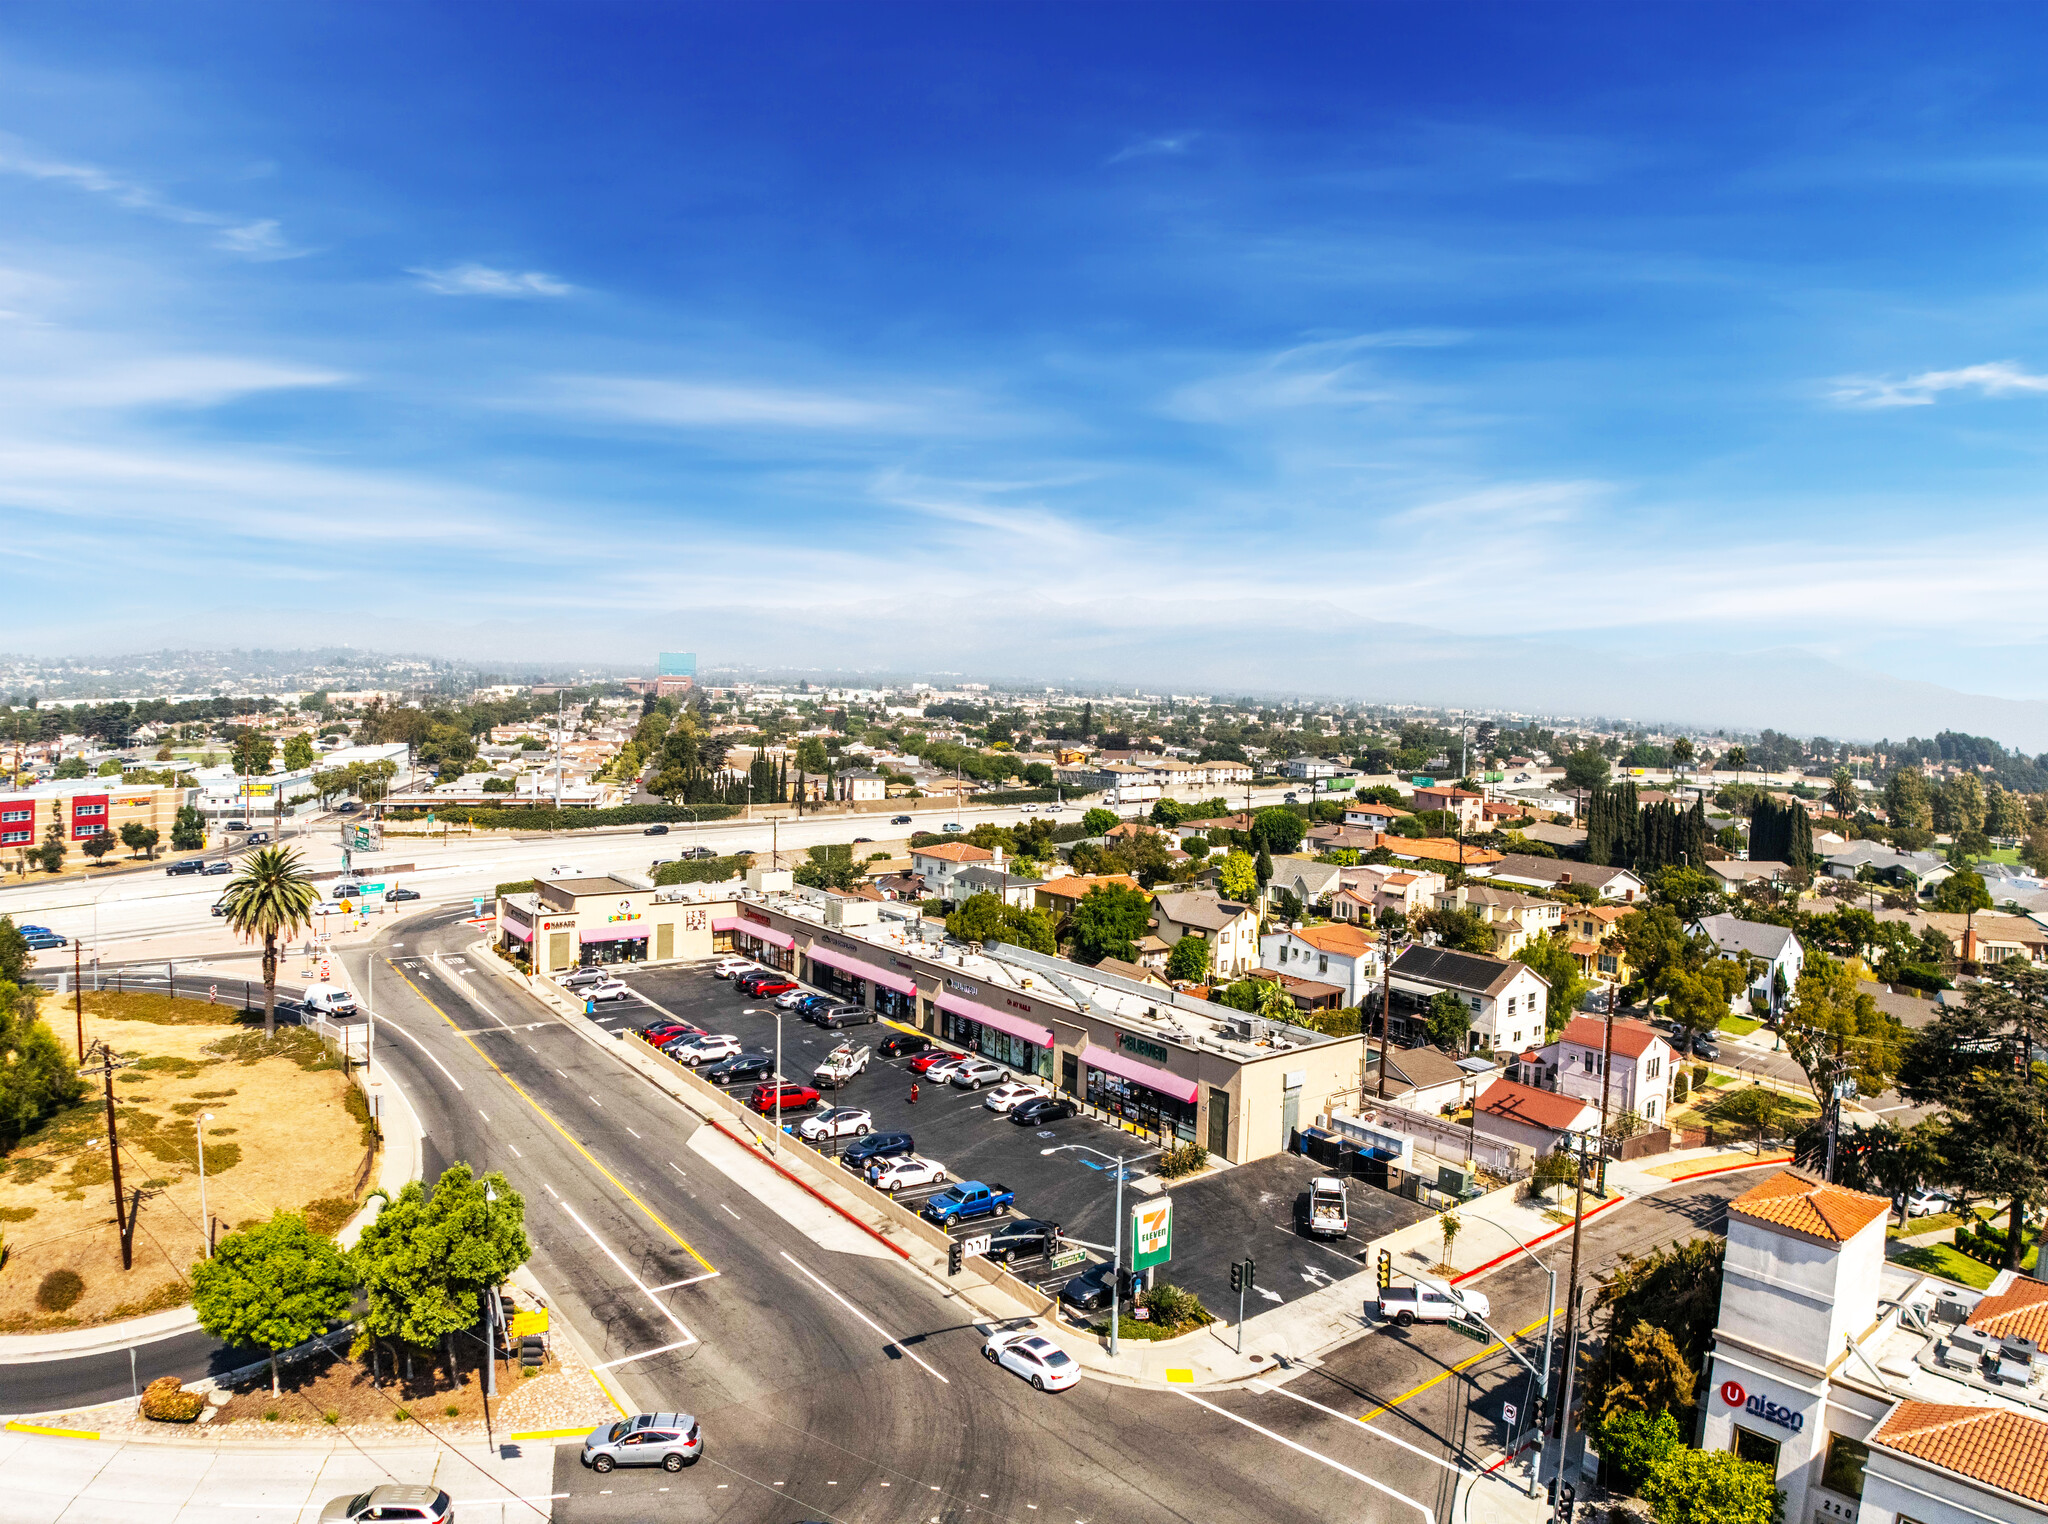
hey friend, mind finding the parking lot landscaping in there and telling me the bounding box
[0,989,372,1333]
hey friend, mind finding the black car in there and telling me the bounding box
[337,801,361,813]
[166,859,204,876]
[644,824,669,835]
[386,887,420,902]
[703,1050,776,1084]
[682,846,716,860]
[202,861,231,875]
[1690,1034,1722,1060]
[891,815,913,825]
[1058,1263,1115,1312]
[795,994,840,1021]
[842,1131,915,1171]
[1011,1096,1078,1126]
[985,1218,1059,1265]
[877,1033,931,1058]
[211,897,231,917]
[246,832,270,845]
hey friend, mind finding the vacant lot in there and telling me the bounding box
[0,990,371,1333]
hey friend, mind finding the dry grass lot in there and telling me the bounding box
[0,990,372,1333]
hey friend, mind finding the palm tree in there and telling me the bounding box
[1826,767,1858,819]
[221,845,321,1038]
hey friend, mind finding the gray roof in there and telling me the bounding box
[956,864,1028,891]
[1152,891,1253,932]
[1483,854,1640,889]
[1370,1040,1468,1094]
[1696,912,1800,962]
[1389,945,1531,998]
[1824,841,1947,878]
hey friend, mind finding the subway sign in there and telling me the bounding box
[1118,1032,1169,1063]
[1719,1380,1803,1432]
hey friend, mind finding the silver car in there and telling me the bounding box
[317,1485,452,1523]
[583,1411,702,1473]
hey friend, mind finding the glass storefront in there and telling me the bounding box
[580,936,647,967]
[875,984,916,1022]
[812,959,865,1003]
[738,934,793,971]
[941,1013,1048,1078]
[1086,1066,1198,1143]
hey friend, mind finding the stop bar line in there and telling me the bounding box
[555,1195,698,1345]
[1177,1391,1435,1524]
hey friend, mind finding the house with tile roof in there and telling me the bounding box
[1865,1399,2048,1520]
[1430,882,1564,957]
[1383,837,1505,870]
[909,840,1002,901]
[1533,1015,1674,1124]
[1150,890,1260,979]
[1470,1078,1597,1153]
[1259,921,1382,1004]
[1029,871,1143,918]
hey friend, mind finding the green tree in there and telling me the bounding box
[1722,745,1747,777]
[1166,934,1212,984]
[1670,737,1695,764]
[219,846,321,1038]
[231,731,277,777]
[1219,978,1295,1021]
[53,756,88,780]
[0,918,28,985]
[1081,808,1119,836]
[1642,1448,1782,1524]
[1784,954,1906,1103]
[1426,989,1471,1051]
[1648,865,1723,924]
[1599,1407,1684,1496]
[794,737,831,775]
[82,829,117,865]
[37,818,66,873]
[1883,766,1933,834]
[1580,1235,1725,1421]
[1986,780,2029,840]
[171,805,205,851]
[1067,883,1152,964]
[1513,931,1585,1037]
[281,733,316,772]
[946,891,1008,946]
[792,843,860,891]
[1933,870,1992,916]
[1564,747,1612,791]
[1250,807,1305,855]
[1415,905,1494,954]
[0,978,84,1149]
[118,820,158,859]
[1216,850,1259,901]
[1825,768,1858,818]
[1255,845,1273,888]
[190,1211,354,1395]
[994,903,1057,955]
[1708,1085,1786,1153]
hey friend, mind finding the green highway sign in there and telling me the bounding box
[1448,1317,1490,1344]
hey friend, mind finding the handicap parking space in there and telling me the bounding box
[1155,1152,1432,1319]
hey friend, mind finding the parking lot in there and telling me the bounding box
[595,957,1431,1325]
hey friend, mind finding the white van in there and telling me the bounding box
[1377,1277,1490,1328]
[300,983,359,1018]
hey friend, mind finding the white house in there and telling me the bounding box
[1535,1015,1674,1124]
[1695,913,1805,1013]
[1470,1079,1597,1155]
[1259,922,1382,1005]
[1151,891,1261,979]
[1386,946,1553,1055]
[909,840,1003,901]
[1479,854,1645,902]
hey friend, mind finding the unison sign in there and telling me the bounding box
[1719,1381,1803,1432]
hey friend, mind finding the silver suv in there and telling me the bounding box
[583,1411,703,1473]
[317,1485,452,1523]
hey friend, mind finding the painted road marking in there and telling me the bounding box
[778,1250,950,1385]
[1178,1392,1434,1524]
[1358,1308,1561,1424]
[1251,1381,1474,1478]
[557,1196,699,1343]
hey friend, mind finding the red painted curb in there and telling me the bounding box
[1452,1195,1626,1284]
[704,1116,913,1260]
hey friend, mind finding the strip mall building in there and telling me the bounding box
[496,874,1372,1165]
[0,781,196,871]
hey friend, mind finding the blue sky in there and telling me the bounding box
[5,3,2048,738]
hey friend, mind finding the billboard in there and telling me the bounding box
[1130,1196,1173,1271]
[658,652,697,677]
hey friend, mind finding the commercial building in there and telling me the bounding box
[497,873,720,971]
[0,780,197,868]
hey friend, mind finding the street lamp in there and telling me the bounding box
[1460,1214,1558,1498]
[196,1111,216,1257]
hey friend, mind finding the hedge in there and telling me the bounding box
[383,802,744,830]
[974,787,1063,805]
[496,880,535,897]
[653,854,753,886]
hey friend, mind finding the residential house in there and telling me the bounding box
[1471,1079,1598,1155]
[1696,913,1805,1011]
[1264,855,1348,910]
[1562,903,1634,985]
[1412,785,1485,833]
[1479,854,1644,902]
[835,769,887,802]
[1303,824,1383,856]
[1282,757,1342,781]
[909,841,1002,901]
[1258,922,1382,1004]
[1331,887,1376,926]
[1430,883,1565,957]
[1920,911,2048,966]
[1150,891,1261,979]
[950,863,1037,909]
[1363,1040,1473,1114]
[1092,956,1169,989]
[1344,801,1411,831]
[1386,945,1553,1054]
[1823,840,1955,898]
[1384,838,1504,872]
[1706,859,1795,891]
[1535,1015,1675,1124]
[1367,866,1448,920]
[1031,872,1143,920]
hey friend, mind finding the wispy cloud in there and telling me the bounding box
[0,136,304,260]
[1828,361,2048,408]
[409,263,574,298]
[547,376,934,431]
[1166,330,1464,420]
[1108,133,1197,165]
[0,354,346,410]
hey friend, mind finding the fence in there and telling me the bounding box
[1612,1126,1673,1161]
[1355,1102,1529,1179]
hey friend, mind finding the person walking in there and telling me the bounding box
[909,1082,920,1105]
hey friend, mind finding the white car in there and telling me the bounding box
[983,1330,1080,1392]
[773,986,813,1010]
[950,1058,1008,1090]
[869,1156,947,1194]
[711,957,754,979]
[1020,804,1038,813]
[922,1054,975,1084]
[984,1080,1050,1113]
[670,1033,741,1066]
[1045,805,1063,814]
[581,979,633,1003]
[547,864,591,878]
[797,1107,874,1141]
[1906,1189,1952,1217]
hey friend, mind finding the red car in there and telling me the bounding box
[744,978,798,999]
[749,1082,820,1113]
[642,1025,704,1050]
[907,1048,961,1074]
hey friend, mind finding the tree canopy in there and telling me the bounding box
[191,1211,354,1394]
[1067,884,1152,964]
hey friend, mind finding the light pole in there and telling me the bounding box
[1110,1148,1126,1358]
[774,1008,784,1142]
[483,1182,498,1405]
[196,1111,215,1257]
[1464,1214,1558,1497]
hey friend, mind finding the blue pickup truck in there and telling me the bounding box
[920,1180,1015,1225]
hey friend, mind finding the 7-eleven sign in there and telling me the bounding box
[1130,1196,1173,1271]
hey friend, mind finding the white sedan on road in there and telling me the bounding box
[798,1107,874,1141]
[869,1156,947,1194]
[983,1080,1050,1114]
[670,1033,742,1067]
[983,1330,1080,1392]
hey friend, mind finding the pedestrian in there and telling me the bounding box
[909,1082,920,1105]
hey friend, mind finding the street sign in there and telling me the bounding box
[1449,1317,1489,1343]
[960,1233,992,1259]
[1049,1247,1087,1270]
[1130,1196,1173,1271]
[1502,1402,1518,1428]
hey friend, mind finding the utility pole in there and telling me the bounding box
[80,1040,133,1270]
[74,939,85,1060]
[1376,926,1395,1099]
[1552,1129,1590,1454]
[1110,1148,1127,1358]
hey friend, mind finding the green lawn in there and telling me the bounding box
[1975,846,2021,865]
[1718,1014,1762,1038]
[1889,1243,2001,1290]
[1889,1211,1961,1240]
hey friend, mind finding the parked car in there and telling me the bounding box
[560,966,612,988]
[670,1033,742,1067]
[702,1049,776,1084]
[336,801,362,814]
[983,1080,1049,1113]
[165,859,205,876]
[919,1180,1014,1225]
[582,978,634,1003]
[1378,1279,1491,1328]
[581,1412,702,1473]
[817,1004,876,1030]
[910,1050,968,1078]
[711,956,754,979]
[1058,1263,1116,1313]
[1010,1096,1078,1126]
[203,860,231,875]
[891,814,914,825]
[1690,1034,1722,1060]
[643,824,670,835]
[982,1330,1079,1392]
[852,836,873,843]
[773,986,813,1011]
[1306,1177,1348,1238]
[842,1131,915,1172]
[813,1043,870,1089]
[795,993,840,1020]
[387,886,420,901]
[877,1032,931,1058]
[318,1484,454,1523]
[868,1155,947,1193]
[21,929,68,949]
[749,1081,821,1114]
[984,1217,1059,1264]
[796,1106,874,1141]
[1906,1189,1953,1217]
[738,973,798,998]
[638,1021,704,1045]
[949,1058,1008,1090]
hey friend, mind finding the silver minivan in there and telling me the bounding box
[583,1411,702,1473]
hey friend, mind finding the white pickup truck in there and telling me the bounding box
[1378,1277,1492,1328]
[813,1043,872,1090]
[1306,1177,1348,1238]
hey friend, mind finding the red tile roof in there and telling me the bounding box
[1870,1400,2048,1506]
[911,841,995,863]
[1969,1275,2048,1346]
[1728,1169,1891,1243]
[1552,1015,1664,1060]
[1474,1079,1594,1133]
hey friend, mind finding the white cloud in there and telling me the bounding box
[1166,330,1463,420]
[550,376,929,431]
[409,263,574,298]
[214,219,305,261]
[0,136,302,260]
[1108,133,1197,165]
[1828,361,2048,408]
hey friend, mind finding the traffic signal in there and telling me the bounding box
[1230,1261,1244,1294]
[1243,1257,1255,1292]
[1376,1249,1392,1292]
[1555,1481,1576,1524]
[947,1240,963,1277]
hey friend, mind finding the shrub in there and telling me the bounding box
[1154,1141,1210,1180]
[652,853,754,887]
[495,880,535,897]
[385,802,742,831]
[139,1376,204,1422]
[36,1268,84,1312]
[1141,1282,1213,1331]
[1599,1407,1683,1495]
[1671,1072,1691,1105]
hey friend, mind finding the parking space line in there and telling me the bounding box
[591,1336,697,1371]
[645,1270,721,1292]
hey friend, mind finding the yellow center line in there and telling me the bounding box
[388,961,717,1273]
[1357,1308,1561,1423]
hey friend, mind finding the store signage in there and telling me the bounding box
[1118,1031,1170,1064]
[1130,1197,1173,1270]
[542,919,575,931]
[742,908,771,925]
[607,912,642,924]
[684,908,708,931]
[1719,1381,1803,1432]
[948,978,978,995]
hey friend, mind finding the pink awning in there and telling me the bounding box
[736,923,794,951]
[936,992,1052,1049]
[1081,1043,1198,1104]
[580,923,649,944]
[712,916,741,932]
[807,944,917,996]
[500,918,533,943]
